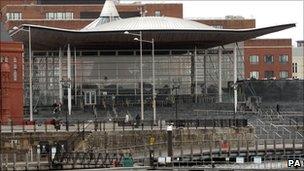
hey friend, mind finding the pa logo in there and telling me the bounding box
[288,159,302,168]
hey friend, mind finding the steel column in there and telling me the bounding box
[140,31,144,120]
[204,50,207,94]
[29,26,33,121]
[194,47,198,103]
[74,47,77,105]
[233,44,238,113]
[58,48,63,104]
[218,47,222,102]
[67,44,72,115]
[152,39,156,124]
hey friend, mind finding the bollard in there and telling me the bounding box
[209,140,213,165]
[167,124,173,166]
[37,145,41,170]
[25,152,29,170]
[113,121,115,131]
[103,121,106,131]
[13,142,16,171]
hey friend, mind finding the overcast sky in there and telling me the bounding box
[121,0,303,46]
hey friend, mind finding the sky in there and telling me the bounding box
[120,0,304,46]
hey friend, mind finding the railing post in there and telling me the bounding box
[77,120,80,133]
[45,122,47,133]
[160,120,162,130]
[264,139,267,156]
[33,121,36,132]
[66,120,69,132]
[82,121,85,140]
[22,121,25,132]
[283,138,286,156]
[10,120,13,133]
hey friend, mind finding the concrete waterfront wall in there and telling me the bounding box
[82,127,255,153]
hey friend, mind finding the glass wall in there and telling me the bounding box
[24,45,244,106]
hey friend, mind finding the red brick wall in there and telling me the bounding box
[0,0,36,10]
[244,39,292,79]
[0,41,24,124]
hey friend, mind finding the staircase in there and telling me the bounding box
[250,107,303,140]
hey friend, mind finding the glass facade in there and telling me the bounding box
[24,44,244,107]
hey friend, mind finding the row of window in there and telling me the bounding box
[250,71,289,79]
[6,12,73,20]
[249,55,288,64]
[6,10,162,21]
[45,12,73,20]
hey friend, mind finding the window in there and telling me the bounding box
[6,13,22,20]
[46,12,73,20]
[292,63,298,73]
[250,71,259,79]
[13,70,17,81]
[84,91,96,105]
[279,71,288,79]
[155,11,161,17]
[265,71,274,79]
[249,55,259,64]
[13,57,18,81]
[264,55,274,64]
[279,55,288,64]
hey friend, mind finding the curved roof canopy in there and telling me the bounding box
[10,0,296,50]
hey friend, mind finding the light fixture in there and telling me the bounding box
[124,31,129,34]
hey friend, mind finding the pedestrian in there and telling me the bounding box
[125,113,130,124]
[135,114,141,128]
[52,101,59,114]
[276,104,280,113]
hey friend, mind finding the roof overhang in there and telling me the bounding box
[10,23,296,50]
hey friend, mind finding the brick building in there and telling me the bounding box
[0,22,24,124]
[244,39,292,80]
[1,1,183,30]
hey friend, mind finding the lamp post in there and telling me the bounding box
[134,38,156,125]
[124,31,145,121]
[12,26,33,121]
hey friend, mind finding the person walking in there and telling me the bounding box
[135,114,141,128]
